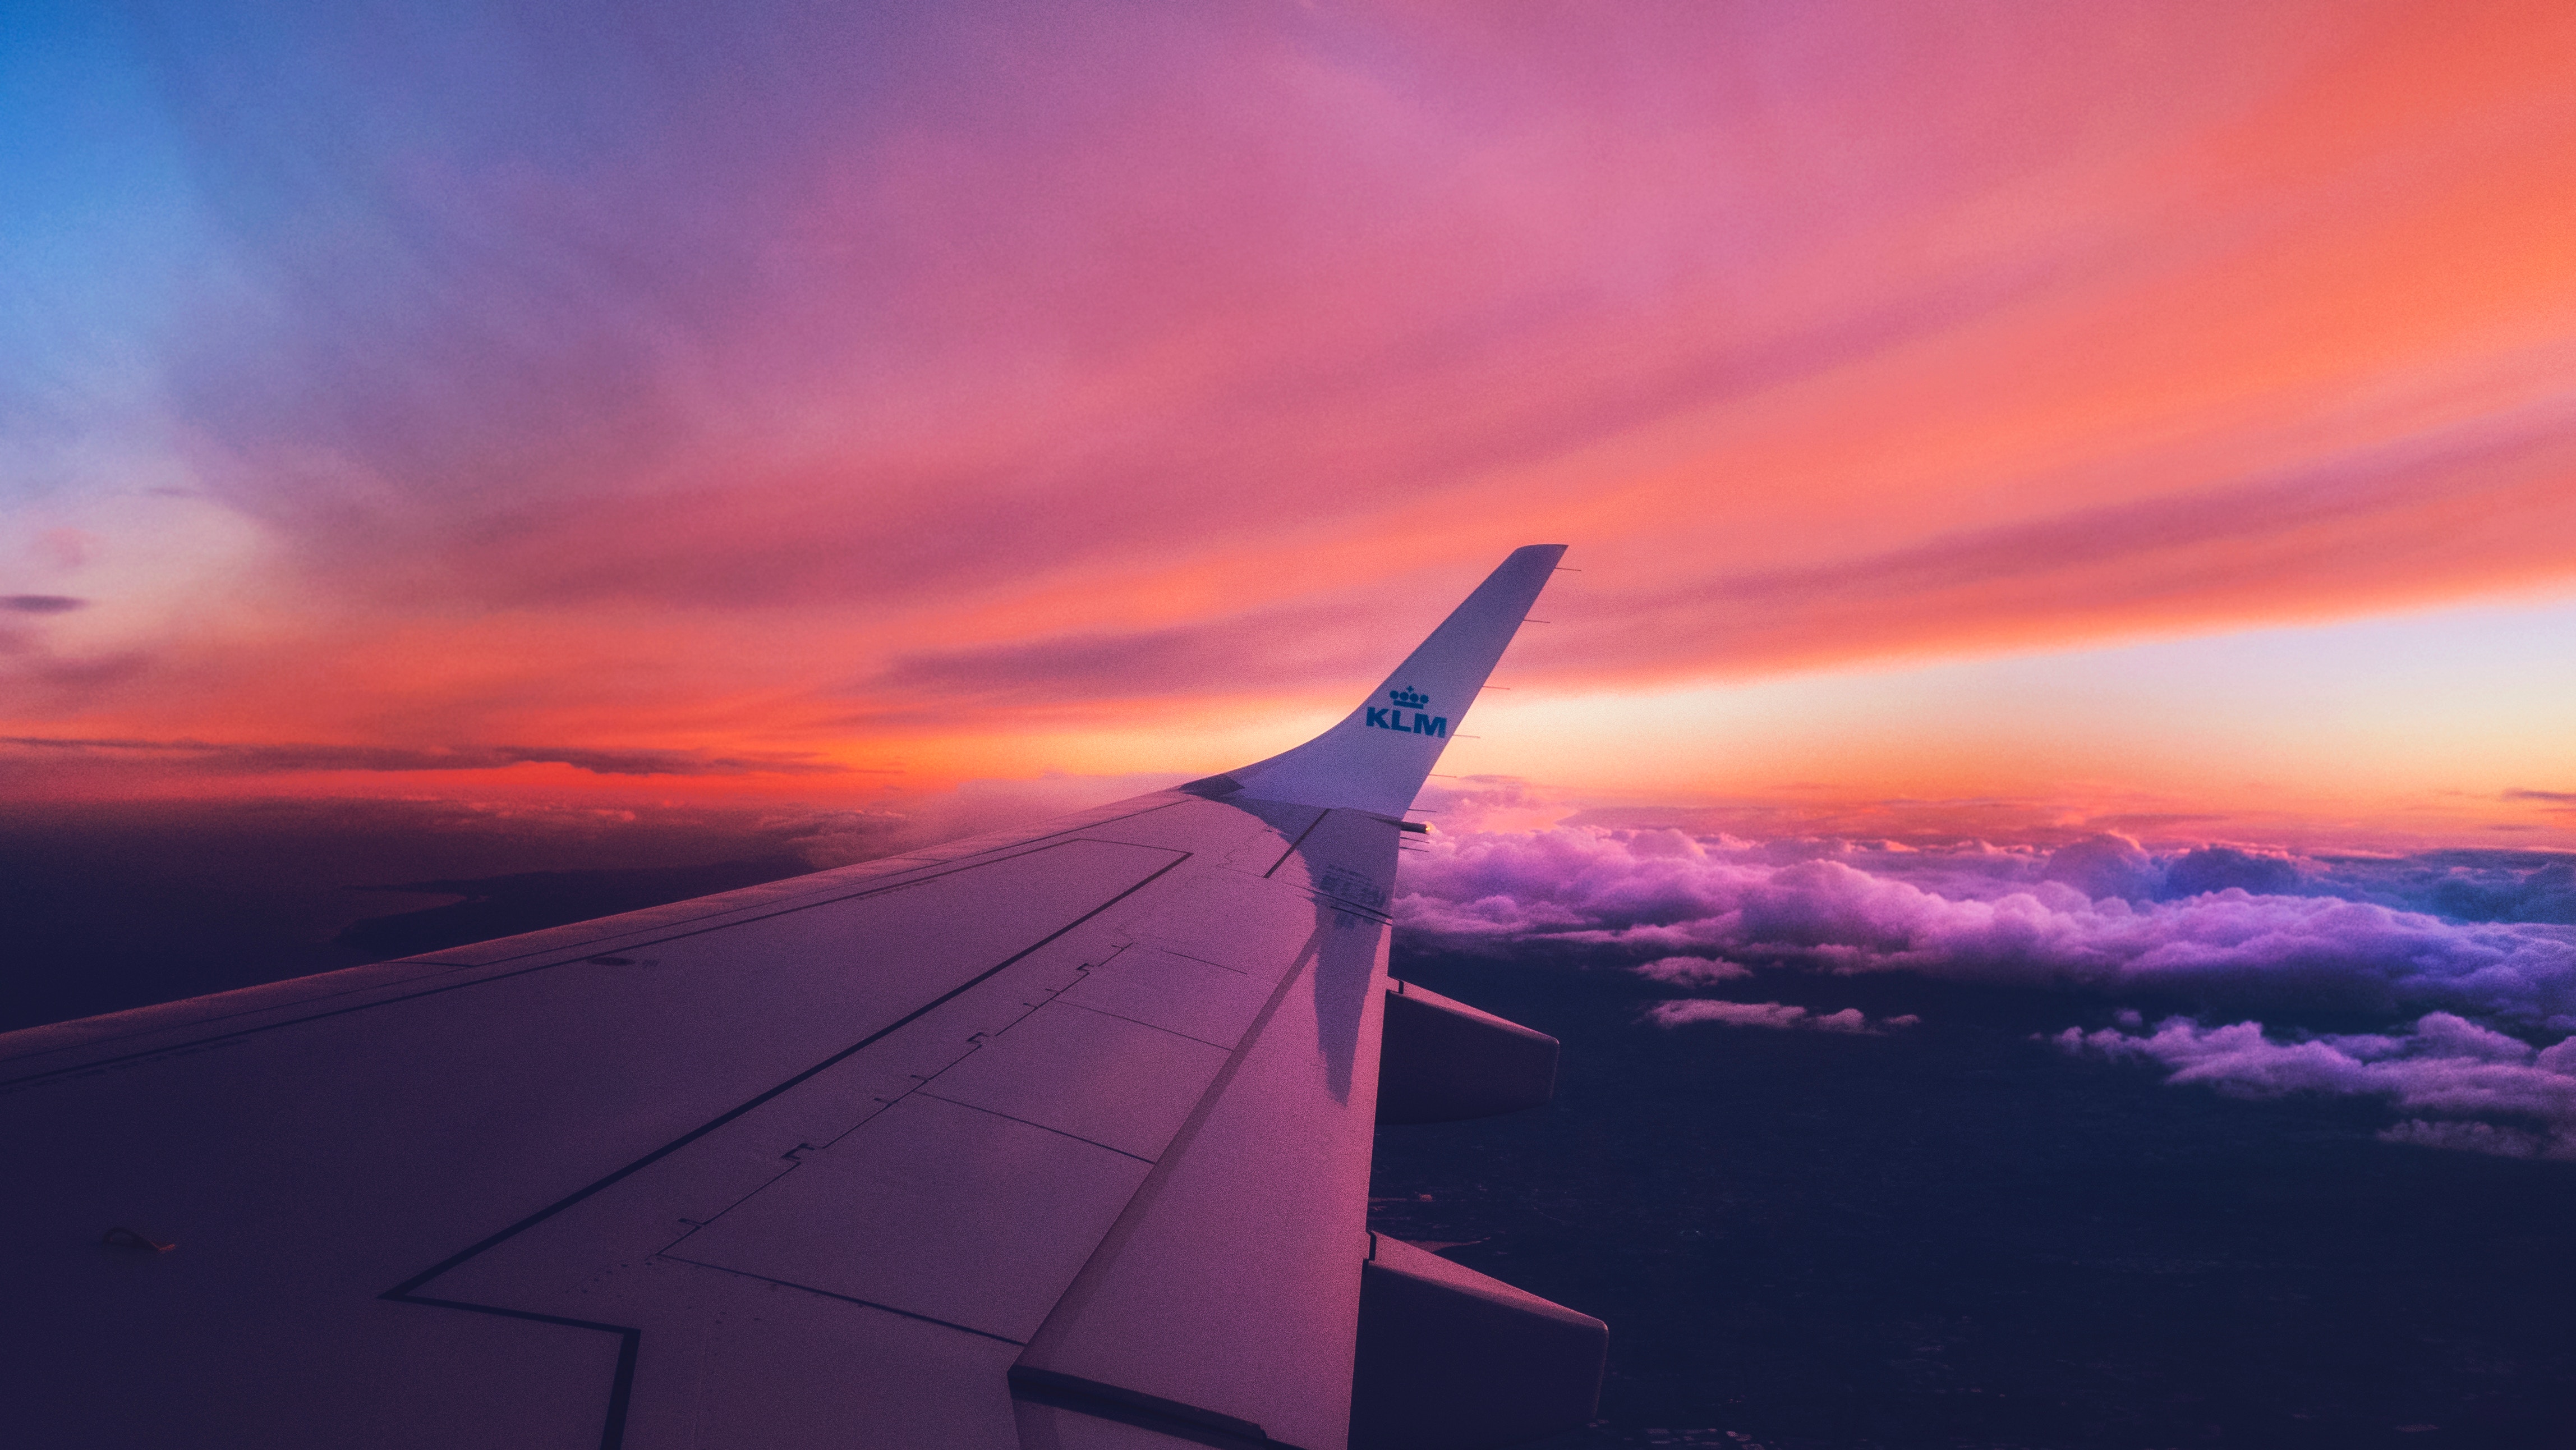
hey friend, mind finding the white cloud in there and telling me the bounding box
[1645,998,1914,1035]
[2055,1012,2576,1160]
[1397,828,2576,1030]
[1400,824,2576,1158]
[1634,955,1754,985]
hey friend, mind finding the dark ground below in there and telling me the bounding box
[1373,946,2576,1450]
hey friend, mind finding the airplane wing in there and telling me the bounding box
[1,545,1605,1450]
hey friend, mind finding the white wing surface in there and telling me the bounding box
[0,545,1600,1450]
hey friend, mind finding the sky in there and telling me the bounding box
[3,0,2573,846]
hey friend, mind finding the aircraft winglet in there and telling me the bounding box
[1190,545,1566,816]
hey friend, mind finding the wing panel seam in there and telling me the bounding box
[1052,997,1240,1050]
[647,1261,1028,1347]
[1258,809,1332,879]
[371,847,1189,1450]
[909,1090,1158,1164]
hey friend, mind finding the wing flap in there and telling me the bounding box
[1014,867,1392,1448]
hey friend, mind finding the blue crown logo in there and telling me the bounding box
[1389,686,1429,709]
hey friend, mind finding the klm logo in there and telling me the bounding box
[1365,685,1447,738]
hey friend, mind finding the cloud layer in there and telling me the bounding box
[1398,828,2576,1027]
[1399,824,2576,1155]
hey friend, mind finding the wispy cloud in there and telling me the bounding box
[1648,998,1917,1035]
[1574,397,2576,677]
[2058,1013,2576,1160]
[1401,823,2576,1155]
[1634,955,1756,986]
[0,736,854,777]
[861,601,1365,706]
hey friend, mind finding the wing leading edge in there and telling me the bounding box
[1,547,1602,1450]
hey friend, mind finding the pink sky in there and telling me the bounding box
[4,0,2574,846]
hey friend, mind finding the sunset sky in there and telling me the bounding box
[6,0,2575,847]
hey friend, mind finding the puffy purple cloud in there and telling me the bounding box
[1649,999,1811,1031]
[2056,1013,2576,1160]
[1396,827,2576,1029]
[2039,833,2163,901]
[1633,955,1755,985]
[1400,824,2576,1157]
[2414,860,2576,926]
[1646,999,1913,1035]
[2163,845,2308,898]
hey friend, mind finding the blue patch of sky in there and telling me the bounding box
[0,4,229,501]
